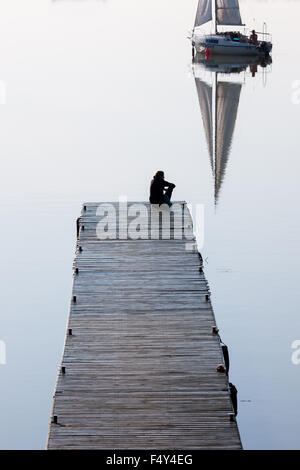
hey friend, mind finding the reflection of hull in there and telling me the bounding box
[193,53,272,74]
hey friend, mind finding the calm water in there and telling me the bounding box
[0,0,300,449]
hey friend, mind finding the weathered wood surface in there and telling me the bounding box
[47,201,241,449]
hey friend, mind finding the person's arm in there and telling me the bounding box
[163,180,176,189]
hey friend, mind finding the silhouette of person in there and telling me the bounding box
[149,171,176,207]
[250,30,258,46]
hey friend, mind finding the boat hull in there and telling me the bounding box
[192,34,272,56]
[195,43,262,56]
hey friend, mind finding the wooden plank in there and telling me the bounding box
[47,201,242,449]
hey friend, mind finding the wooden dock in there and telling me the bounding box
[47,201,242,449]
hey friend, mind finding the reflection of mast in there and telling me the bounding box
[215,79,242,204]
[195,72,242,205]
[195,78,213,170]
[193,54,271,205]
[214,72,218,202]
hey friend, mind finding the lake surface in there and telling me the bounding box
[0,0,299,449]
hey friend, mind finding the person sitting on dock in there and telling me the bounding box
[250,30,258,46]
[149,171,176,207]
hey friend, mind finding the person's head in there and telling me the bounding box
[252,30,256,34]
[154,170,164,179]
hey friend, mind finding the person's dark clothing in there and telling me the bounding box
[149,176,175,205]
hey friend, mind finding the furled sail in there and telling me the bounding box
[195,78,214,171]
[215,81,241,202]
[216,0,243,26]
[194,0,213,28]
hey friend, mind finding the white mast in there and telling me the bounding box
[214,0,217,34]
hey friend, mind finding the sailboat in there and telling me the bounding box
[191,0,272,56]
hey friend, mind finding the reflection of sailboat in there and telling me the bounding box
[196,75,241,203]
[193,55,270,204]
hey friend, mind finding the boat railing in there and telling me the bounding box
[243,25,272,44]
